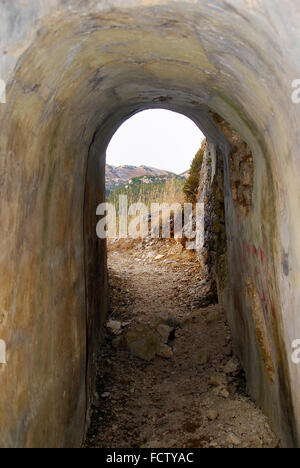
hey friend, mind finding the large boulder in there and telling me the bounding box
[125,325,160,361]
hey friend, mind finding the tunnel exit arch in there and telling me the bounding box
[0,0,300,448]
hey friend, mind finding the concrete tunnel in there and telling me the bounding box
[0,0,300,448]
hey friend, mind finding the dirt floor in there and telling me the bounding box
[83,239,279,449]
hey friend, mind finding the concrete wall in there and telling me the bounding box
[1,0,300,447]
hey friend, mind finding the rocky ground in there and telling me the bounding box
[83,238,279,449]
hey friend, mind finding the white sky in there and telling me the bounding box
[106,109,205,175]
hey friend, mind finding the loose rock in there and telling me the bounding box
[156,324,173,343]
[219,388,230,399]
[227,433,242,446]
[157,343,173,359]
[207,410,219,421]
[224,358,239,374]
[107,320,122,334]
[126,325,160,361]
[210,374,227,387]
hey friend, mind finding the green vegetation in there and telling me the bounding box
[107,141,206,213]
[107,174,185,209]
[183,143,205,203]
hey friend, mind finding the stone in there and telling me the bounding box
[207,410,219,421]
[209,442,219,448]
[146,251,156,259]
[121,321,131,328]
[219,388,230,399]
[224,358,239,374]
[227,433,241,447]
[157,343,173,359]
[125,325,160,361]
[212,386,223,396]
[156,324,173,343]
[209,374,227,387]
[107,320,122,333]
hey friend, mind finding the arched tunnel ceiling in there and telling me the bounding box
[3,0,296,154]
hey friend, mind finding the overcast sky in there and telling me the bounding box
[106,109,205,175]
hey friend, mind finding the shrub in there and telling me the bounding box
[183,140,206,203]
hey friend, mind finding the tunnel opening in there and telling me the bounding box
[1,0,299,449]
[83,108,280,448]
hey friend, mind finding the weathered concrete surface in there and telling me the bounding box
[1,0,300,447]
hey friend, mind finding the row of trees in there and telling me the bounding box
[107,175,185,209]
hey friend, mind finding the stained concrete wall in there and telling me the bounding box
[1,0,300,447]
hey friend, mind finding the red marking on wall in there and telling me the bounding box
[243,241,251,258]
[271,304,276,319]
[254,266,261,277]
[241,239,275,319]
[261,285,267,304]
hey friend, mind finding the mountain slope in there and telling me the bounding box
[106,164,175,192]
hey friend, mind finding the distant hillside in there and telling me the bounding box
[180,169,190,179]
[106,164,174,193]
[107,174,185,208]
